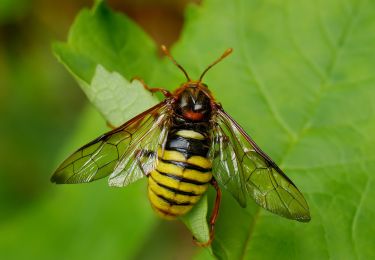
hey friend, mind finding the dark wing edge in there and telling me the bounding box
[51,100,171,187]
[210,106,310,222]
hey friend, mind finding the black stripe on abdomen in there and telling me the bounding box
[150,175,199,196]
[156,169,209,185]
[158,158,211,172]
[165,135,209,157]
[149,188,192,206]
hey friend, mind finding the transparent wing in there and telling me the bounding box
[51,100,171,187]
[210,107,310,222]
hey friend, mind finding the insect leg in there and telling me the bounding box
[193,177,222,247]
[135,149,156,177]
[212,134,229,158]
[132,76,172,98]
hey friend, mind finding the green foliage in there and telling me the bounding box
[52,0,375,259]
[76,64,158,127]
[181,194,210,244]
[52,2,163,86]
[0,106,158,259]
[0,0,29,23]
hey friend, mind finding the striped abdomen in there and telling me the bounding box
[148,129,212,219]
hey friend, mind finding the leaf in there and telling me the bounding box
[52,2,156,84]
[173,0,375,259]
[180,195,210,244]
[54,0,375,259]
[82,65,157,127]
[52,1,180,88]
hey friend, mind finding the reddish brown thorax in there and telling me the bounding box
[174,84,212,122]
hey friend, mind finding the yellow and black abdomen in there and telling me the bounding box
[148,129,212,219]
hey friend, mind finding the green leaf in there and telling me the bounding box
[180,195,210,245]
[52,0,167,86]
[83,65,157,126]
[54,0,375,259]
[174,0,375,259]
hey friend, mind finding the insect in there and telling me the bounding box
[51,46,310,246]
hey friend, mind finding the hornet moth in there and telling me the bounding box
[51,46,310,246]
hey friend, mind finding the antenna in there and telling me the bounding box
[161,45,191,81]
[199,48,233,82]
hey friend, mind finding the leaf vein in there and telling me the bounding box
[280,0,362,166]
[236,0,297,140]
[351,174,371,259]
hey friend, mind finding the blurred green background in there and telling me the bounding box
[0,0,206,259]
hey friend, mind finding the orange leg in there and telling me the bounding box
[132,76,172,98]
[193,178,222,247]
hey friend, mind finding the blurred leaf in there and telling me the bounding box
[0,0,29,23]
[0,12,84,219]
[53,0,375,259]
[0,106,158,259]
[193,247,215,260]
